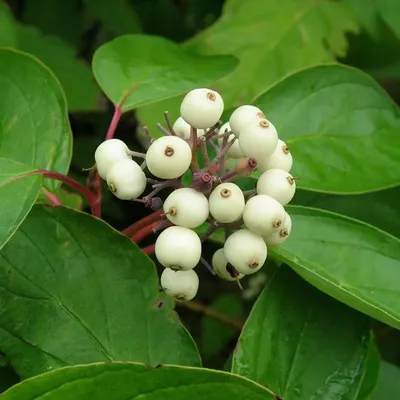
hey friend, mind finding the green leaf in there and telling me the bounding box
[86,0,142,35]
[371,361,400,399]
[0,205,201,379]
[201,294,243,358]
[0,158,42,251]
[22,0,82,45]
[92,34,238,111]
[16,24,101,112]
[293,187,400,239]
[270,206,400,330]
[0,2,16,47]
[184,0,358,108]
[1,362,275,399]
[376,0,400,39]
[253,65,400,193]
[232,266,371,400]
[0,48,72,190]
[357,338,380,400]
[344,0,379,39]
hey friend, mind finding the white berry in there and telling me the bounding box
[263,213,292,246]
[257,139,293,173]
[180,88,224,129]
[146,136,192,179]
[106,159,146,200]
[218,122,244,159]
[224,229,267,275]
[239,118,278,159]
[155,226,202,271]
[243,194,286,236]
[161,268,199,302]
[173,117,207,139]
[257,169,296,206]
[212,248,244,281]
[229,105,265,137]
[163,188,209,228]
[209,183,245,223]
[95,139,131,179]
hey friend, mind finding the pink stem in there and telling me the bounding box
[41,187,62,206]
[141,244,155,255]
[105,107,122,140]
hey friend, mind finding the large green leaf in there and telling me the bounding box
[0,206,200,379]
[0,48,72,189]
[232,266,371,400]
[293,187,400,238]
[253,65,400,193]
[92,34,238,111]
[376,0,400,39]
[1,362,275,399]
[0,158,42,251]
[371,361,400,399]
[184,0,358,108]
[0,2,16,47]
[270,206,400,330]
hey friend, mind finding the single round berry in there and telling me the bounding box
[160,268,199,302]
[106,159,147,200]
[212,248,244,281]
[218,122,244,159]
[243,194,286,236]
[239,118,278,159]
[173,116,207,140]
[229,105,265,137]
[257,169,296,206]
[94,139,131,179]
[180,88,224,129]
[263,213,292,246]
[155,226,202,271]
[223,229,267,275]
[209,182,245,223]
[163,188,209,228]
[257,139,293,173]
[146,136,192,179]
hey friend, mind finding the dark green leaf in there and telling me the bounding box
[184,0,358,108]
[86,0,142,35]
[0,48,72,190]
[1,362,275,399]
[270,206,400,330]
[253,65,400,193]
[232,266,371,400]
[0,206,200,379]
[92,34,238,111]
[357,338,380,400]
[376,0,400,39]
[293,187,400,239]
[371,361,400,399]
[0,158,42,251]
[201,294,243,358]
[17,24,101,112]
[0,2,16,47]
[22,0,82,45]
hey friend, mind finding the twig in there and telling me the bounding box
[122,209,164,237]
[177,300,244,330]
[41,187,62,206]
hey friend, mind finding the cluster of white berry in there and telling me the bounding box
[94,88,295,303]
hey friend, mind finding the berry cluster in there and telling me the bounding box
[94,88,296,303]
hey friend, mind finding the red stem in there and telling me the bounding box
[41,187,62,206]
[131,221,159,243]
[105,107,122,140]
[122,209,164,237]
[141,244,155,255]
[39,169,100,217]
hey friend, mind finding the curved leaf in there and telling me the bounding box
[0,48,72,189]
[271,206,400,330]
[1,362,275,400]
[232,266,371,400]
[92,34,238,111]
[0,205,200,379]
[0,158,42,250]
[253,65,400,193]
